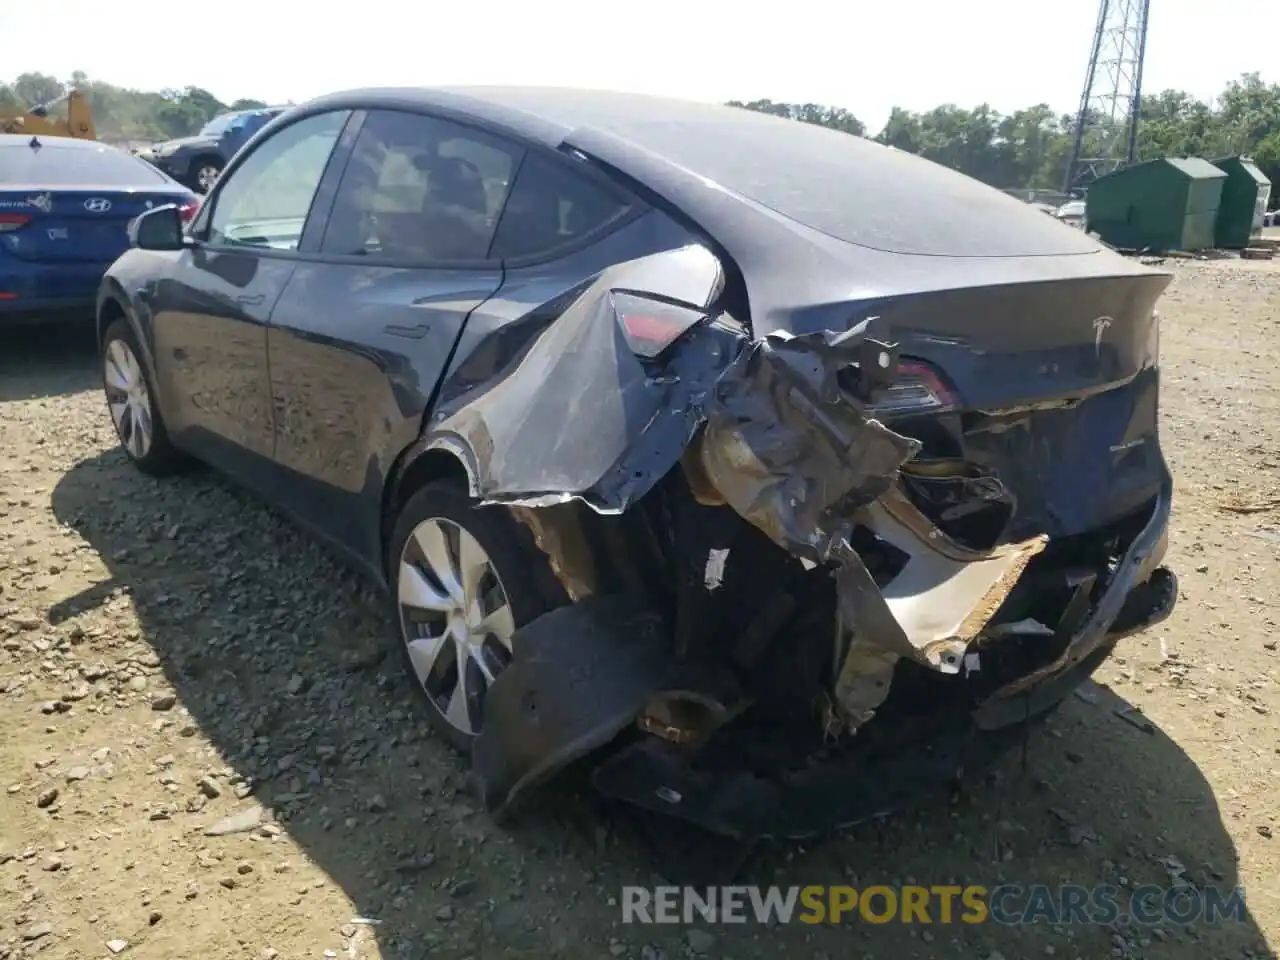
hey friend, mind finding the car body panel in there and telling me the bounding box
[152,247,294,466]
[265,262,503,560]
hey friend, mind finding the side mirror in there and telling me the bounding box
[128,205,185,251]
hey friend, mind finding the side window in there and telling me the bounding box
[206,110,349,251]
[320,110,522,262]
[489,152,633,261]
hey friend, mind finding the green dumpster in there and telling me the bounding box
[1210,155,1272,249]
[1085,158,1227,252]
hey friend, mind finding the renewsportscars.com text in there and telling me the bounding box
[620,884,1248,927]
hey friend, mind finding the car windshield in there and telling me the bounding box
[0,141,169,186]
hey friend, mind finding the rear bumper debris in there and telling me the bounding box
[474,491,1175,838]
[593,545,1175,842]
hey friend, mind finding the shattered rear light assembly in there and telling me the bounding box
[0,213,31,233]
[863,360,956,417]
[611,291,709,360]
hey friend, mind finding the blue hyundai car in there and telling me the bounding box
[0,134,198,323]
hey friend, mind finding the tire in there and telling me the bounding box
[101,318,186,476]
[388,480,562,752]
[190,158,223,194]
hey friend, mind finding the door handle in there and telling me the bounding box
[236,293,266,306]
[385,323,429,339]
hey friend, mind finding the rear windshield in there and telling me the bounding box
[0,142,169,187]
[633,115,1100,257]
[472,90,1101,257]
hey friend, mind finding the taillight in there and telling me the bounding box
[863,360,956,417]
[611,291,708,359]
[177,200,200,224]
[0,213,31,233]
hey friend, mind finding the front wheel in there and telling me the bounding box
[388,481,560,752]
[191,159,223,194]
[101,319,186,476]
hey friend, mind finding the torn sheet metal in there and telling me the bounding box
[859,489,1048,670]
[424,242,922,535]
[829,490,1045,729]
[832,641,899,727]
[690,332,1041,681]
[424,244,743,513]
[426,242,1062,701]
[509,503,600,602]
[695,330,923,556]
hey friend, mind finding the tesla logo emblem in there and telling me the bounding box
[1092,316,1112,357]
[27,193,53,213]
[84,197,112,213]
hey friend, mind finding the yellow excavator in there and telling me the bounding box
[0,89,96,140]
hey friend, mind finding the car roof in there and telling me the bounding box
[294,87,1104,262]
[299,85,813,153]
[220,106,287,119]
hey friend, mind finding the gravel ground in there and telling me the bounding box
[1,260,1278,960]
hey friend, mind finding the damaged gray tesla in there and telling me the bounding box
[97,86,1178,841]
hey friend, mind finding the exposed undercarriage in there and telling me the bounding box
[415,245,1179,840]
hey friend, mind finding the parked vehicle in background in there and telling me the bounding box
[0,134,197,324]
[1055,198,1087,228]
[135,106,287,194]
[97,87,1177,840]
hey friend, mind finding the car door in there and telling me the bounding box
[151,108,350,480]
[265,108,521,565]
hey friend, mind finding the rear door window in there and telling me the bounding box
[320,109,522,262]
[489,152,633,261]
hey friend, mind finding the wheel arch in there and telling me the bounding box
[380,434,480,572]
[190,151,225,171]
[95,280,129,345]
[97,283,171,419]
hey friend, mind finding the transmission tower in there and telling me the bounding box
[1062,0,1152,194]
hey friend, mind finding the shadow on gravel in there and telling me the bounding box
[0,319,99,402]
[50,448,1270,960]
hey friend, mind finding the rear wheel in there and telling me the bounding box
[191,158,223,194]
[388,481,557,752]
[101,319,185,476]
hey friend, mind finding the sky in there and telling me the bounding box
[1,0,1273,133]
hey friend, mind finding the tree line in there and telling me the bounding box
[6,69,1280,191]
[1,72,269,144]
[729,73,1280,192]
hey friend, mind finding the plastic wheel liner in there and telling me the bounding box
[421,244,1177,834]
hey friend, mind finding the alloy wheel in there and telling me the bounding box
[104,339,153,461]
[397,517,516,736]
[196,165,219,192]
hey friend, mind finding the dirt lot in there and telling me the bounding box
[1,260,1278,960]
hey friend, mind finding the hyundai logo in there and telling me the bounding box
[84,197,112,213]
